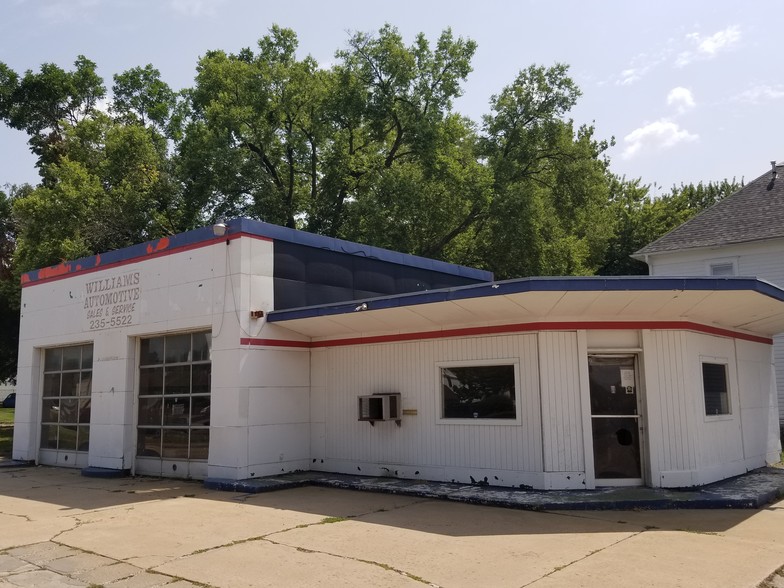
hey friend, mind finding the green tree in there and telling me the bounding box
[334,25,489,258]
[111,64,177,134]
[178,24,486,258]
[179,25,329,228]
[13,114,180,272]
[598,177,742,275]
[0,186,24,382]
[0,56,105,175]
[476,64,613,278]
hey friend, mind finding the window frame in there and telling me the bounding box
[436,359,521,426]
[700,357,732,420]
[707,258,737,277]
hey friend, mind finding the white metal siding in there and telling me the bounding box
[647,242,784,425]
[641,330,698,486]
[538,331,584,472]
[735,339,780,466]
[313,334,544,485]
[688,332,744,482]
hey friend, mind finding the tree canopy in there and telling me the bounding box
[0,24,740,381]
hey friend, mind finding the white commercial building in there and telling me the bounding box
[13,219,784,489]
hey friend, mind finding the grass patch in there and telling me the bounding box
[0,408,13,458]
[319,516,348,524]
[0,427,12,459]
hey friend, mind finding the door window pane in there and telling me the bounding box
[62,346,81,370]
[162,429,190,459]
[189,429,210,460]
[44,348,62,372]
[192,332,211,362]
[140,338,164,366]
[137,428,161,457]
[163,397,190,426]
[58,425,78,450]
[81,345,93,369]
[138,397,162,426]
[41,424,58,449]
[140,367,163,395]
[589,356,637,415]
[43,373,60,397]
[61,372,80,397]
[165,334,191,364]
[164,365,190,395]
[78,426,90,452]
[592,417,642,478]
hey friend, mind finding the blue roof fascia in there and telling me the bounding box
[22,225,219,284]
[237,218,492,281]
[22,218,492,285]
[266,275,784,323]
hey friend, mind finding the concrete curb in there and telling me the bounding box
[204,466,784,511]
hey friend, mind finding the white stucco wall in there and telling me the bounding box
[13,234,314,481]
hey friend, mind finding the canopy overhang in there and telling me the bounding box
[265,276,784,343]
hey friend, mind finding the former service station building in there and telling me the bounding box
[12,218,784,490]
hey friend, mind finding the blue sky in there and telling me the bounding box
[1,0,781,193]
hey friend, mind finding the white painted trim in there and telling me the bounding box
[699,355,733,420]
[577,331,595,489]
[587,348,643,354]
[706,257,738,276]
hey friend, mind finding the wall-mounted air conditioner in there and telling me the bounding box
[358,392,401,426]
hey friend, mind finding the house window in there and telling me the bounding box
[441,364,517,420]
[702,362,730,416]
[137,331,211,460]
[41,344,93,452]
[709,262,735,276]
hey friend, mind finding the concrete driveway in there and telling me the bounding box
[0,466,782,588]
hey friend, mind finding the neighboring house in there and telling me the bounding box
[634,162,784,430]
[12,218,784,490]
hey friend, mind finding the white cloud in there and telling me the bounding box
[622,119,698,160]
[95,96,112,115]
[666,87,695,113]
[38,0,102,22]
[614,45,674,86]
[732,84,784,105]
[169,0,225,17]
[676,25,741,67]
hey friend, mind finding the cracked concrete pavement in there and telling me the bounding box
[0,466,783,587]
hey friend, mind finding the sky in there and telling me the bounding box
[1,0,782,194]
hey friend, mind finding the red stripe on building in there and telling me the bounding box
[239,320,772,348]
[22,232,272,287]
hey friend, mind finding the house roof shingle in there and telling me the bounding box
[634,163,784,257]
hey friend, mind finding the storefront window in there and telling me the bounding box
[441,363,517,420]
